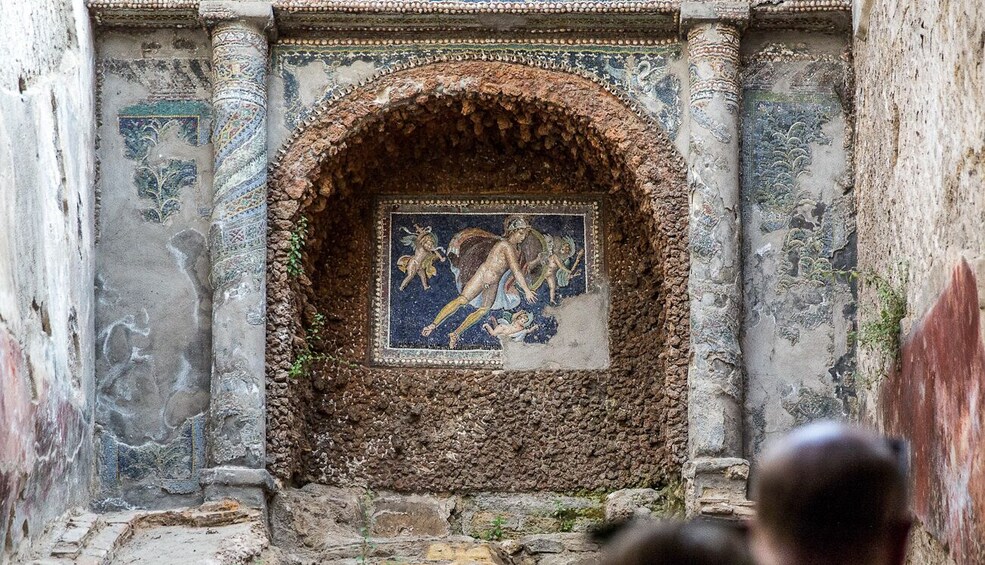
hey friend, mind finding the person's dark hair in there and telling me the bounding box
[751,421,910,563]
[601,519,753,565]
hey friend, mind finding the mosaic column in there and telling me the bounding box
[199,1,275,506]
[680,3,752,519]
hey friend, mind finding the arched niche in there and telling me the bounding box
[266,60,690,491]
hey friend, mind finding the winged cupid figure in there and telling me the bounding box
[396,224,446,291]
[420,215,541,349]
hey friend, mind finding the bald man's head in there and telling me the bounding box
[750,422,911,565]
[602,520,753,565]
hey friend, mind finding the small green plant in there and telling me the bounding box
[357,490,377,564]
[655,478,686,518]
[357,525,375,564]
[287,215,309,278]
[857,267,907,362]
[289,312,326,379]
[552,499,577,533]
[481,515,506,541]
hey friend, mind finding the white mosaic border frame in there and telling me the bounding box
[372,196,603,368]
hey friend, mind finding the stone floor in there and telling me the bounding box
[26,501,267,565]
[23,486,682,564]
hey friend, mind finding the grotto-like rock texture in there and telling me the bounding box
[265,61,690,491]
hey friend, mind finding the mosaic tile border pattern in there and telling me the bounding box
[372,197,603,368]
[273,41,684,144]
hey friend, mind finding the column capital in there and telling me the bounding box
[679,1,750,34]
[200,1,277,38]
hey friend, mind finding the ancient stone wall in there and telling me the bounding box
[740,31,855,459]
[82,4,857,512]
[0,0,96,559]
[854,0,985,562]
[93,29,214,509]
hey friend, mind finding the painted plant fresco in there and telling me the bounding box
[273,42,683,143]
[373,198,602,367]
[118,100,211,223]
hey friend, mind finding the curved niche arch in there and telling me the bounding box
[266,60,690,490]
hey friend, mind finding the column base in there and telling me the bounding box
[683,456,755,520]
[200,466,276,511]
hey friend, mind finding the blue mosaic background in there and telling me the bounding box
[742,91,845,341]
[97,414,206,503]
[739,49,856,457]
[388,212,588,350]
[273,42,684,143]
[118,100,211,223]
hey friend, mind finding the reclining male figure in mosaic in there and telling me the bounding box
[421,215,539,348]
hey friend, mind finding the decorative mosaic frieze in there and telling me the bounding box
[372,197,603,367]
[97,414,206,498]
[118,100,211,223]
[85,0,850,33]
[273,41,683,143]
[101,59,212,100]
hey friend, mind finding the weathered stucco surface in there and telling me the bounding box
[881,262,985,564]
[0,0,96,559]
[855,0,985,562]
[94,29,214,509]
[741,32,855,459]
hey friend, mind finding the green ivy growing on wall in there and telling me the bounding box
[852,263,908,388]
[289,312,325,379]
[289,312,362,379]
[287,215,308,278]
[858,268,907,360]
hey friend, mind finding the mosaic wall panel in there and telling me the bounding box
[373,197,603,367]
[95,30,215,508]
[118,100,211,223]
[97,415,206,499]
[740,36,855,457]
[269,41,685,151]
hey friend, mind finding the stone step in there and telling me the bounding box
[49,513,104,560]
[30,511,139,565]
[73,521,134,565]
[27,501,265,565]
[266,532,600,564]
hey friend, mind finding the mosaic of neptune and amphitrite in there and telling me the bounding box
[373,199,602,367]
